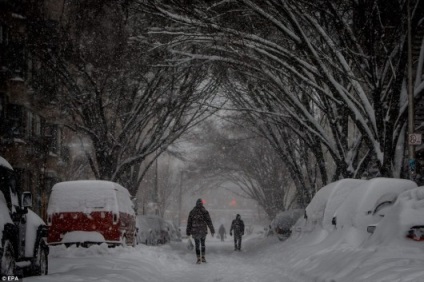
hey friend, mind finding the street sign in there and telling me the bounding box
[408,133,422,145]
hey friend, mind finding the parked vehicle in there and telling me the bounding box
[293,179,365,235]
[47,180,136,247]
[270,209,304,241]
[332,178,417,244]
[0,156,48,277]
[165,221,182,242]
[364,187,424,244]
[136,215,170,245]
[406,225,424,241]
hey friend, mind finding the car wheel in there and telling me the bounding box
[31,242,48,276]
[1,240,16,276]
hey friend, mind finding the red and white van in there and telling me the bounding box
[47,180,136,247]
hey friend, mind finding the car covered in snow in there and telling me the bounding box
[270,209,304,240]
[136,215,170,245]
[366,187,424,244]
[47,180,136,247]
[0,156,49,277]
[332,178,417,244]
[164,220,182,242]
[292,179,366,235]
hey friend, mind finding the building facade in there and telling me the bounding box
[0,0,67,220]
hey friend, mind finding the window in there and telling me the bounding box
[0,93,5,119]
[7,104,24,138]
[0,25,7,45]
[27,111,33,138]
[44,123,61,154]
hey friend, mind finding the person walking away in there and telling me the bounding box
[218,224,226,241]
[230,214,244,251]
[186,198,215,264]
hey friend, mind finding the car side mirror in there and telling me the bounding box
[22,191,32,208]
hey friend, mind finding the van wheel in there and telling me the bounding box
[31,242,48,276]
[1,240,16,276]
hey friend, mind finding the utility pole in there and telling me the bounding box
[178,171,184,225]
[407,0,416,180]
[154,150,159,215]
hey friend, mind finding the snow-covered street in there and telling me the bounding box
[25,228,424,282]
[26,233,296,282]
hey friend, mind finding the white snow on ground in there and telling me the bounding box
[25,179,424,282]
[25,226,424,282]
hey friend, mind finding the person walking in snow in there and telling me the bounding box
[230,214,245,251]
[186,198,215,264]
[218,224,226,241]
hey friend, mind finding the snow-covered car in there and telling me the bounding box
[0,156,49,277]
[47,180,137,247]
[270,209,304,240]
[165,221,182,242]
[136,215,170,245]
[333,178,417,245]
[293,178,366,235]
[366,192,405,234]
[366,187,424,244]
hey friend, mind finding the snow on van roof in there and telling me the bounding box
[0,156,13,170]
[47,180,135,215]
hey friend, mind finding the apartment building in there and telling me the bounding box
[0,0,67,220]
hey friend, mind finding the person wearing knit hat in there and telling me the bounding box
[186,198,215,264]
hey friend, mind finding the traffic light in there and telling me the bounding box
[229,198,237,207]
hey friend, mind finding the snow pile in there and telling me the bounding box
[283,178,424,281]
[47,180,135,215]
[62,231,106,244]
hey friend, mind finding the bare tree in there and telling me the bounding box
[181,116,298,219]
[30,1,220,195]
[137,0,424,182]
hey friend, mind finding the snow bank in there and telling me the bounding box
[62,231,106,244]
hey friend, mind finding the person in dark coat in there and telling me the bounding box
[218,224,226,241]
[186,198,215,264]
[230,214,245,251]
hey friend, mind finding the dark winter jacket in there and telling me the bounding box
[230,215,245,236]
[186,203,215,239]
